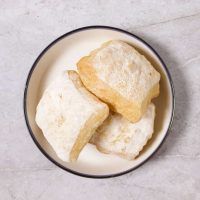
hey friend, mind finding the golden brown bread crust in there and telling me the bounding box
[77,56,159,122]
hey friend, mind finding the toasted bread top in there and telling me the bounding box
[86,40,160,103]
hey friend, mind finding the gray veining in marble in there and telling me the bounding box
[0,0,200,199]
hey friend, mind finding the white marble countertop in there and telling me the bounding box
[0,1,200,199]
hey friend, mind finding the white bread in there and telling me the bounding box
[35,70,109,162]
[77,40,160,122]
[91,103,155,160]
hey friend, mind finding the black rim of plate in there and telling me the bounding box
[23,25,175,179]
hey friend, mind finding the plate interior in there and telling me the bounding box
[25,28,173,176]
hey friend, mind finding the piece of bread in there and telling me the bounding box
[77,40,160,122]
[35,70,109,162]
[91,103,155,160]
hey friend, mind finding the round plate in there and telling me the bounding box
[24,26,175,178]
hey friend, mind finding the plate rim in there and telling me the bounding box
[23,25,175,179]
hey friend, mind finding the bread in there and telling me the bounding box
[77,40,160,122]
[35,70,109,162]
[91,103,155,160]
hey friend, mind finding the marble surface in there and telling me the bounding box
[0,0,200,199]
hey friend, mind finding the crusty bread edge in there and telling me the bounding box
[70,107,109,161]
[93,131,154,160]
[67,70,109,161]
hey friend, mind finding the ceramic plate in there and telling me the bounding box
[24,26,175,178]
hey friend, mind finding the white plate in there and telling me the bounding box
[24,26,174,178]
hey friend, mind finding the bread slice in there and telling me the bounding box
[35,70,109,162]
[77,40,160,122]
[91,103,155,160]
